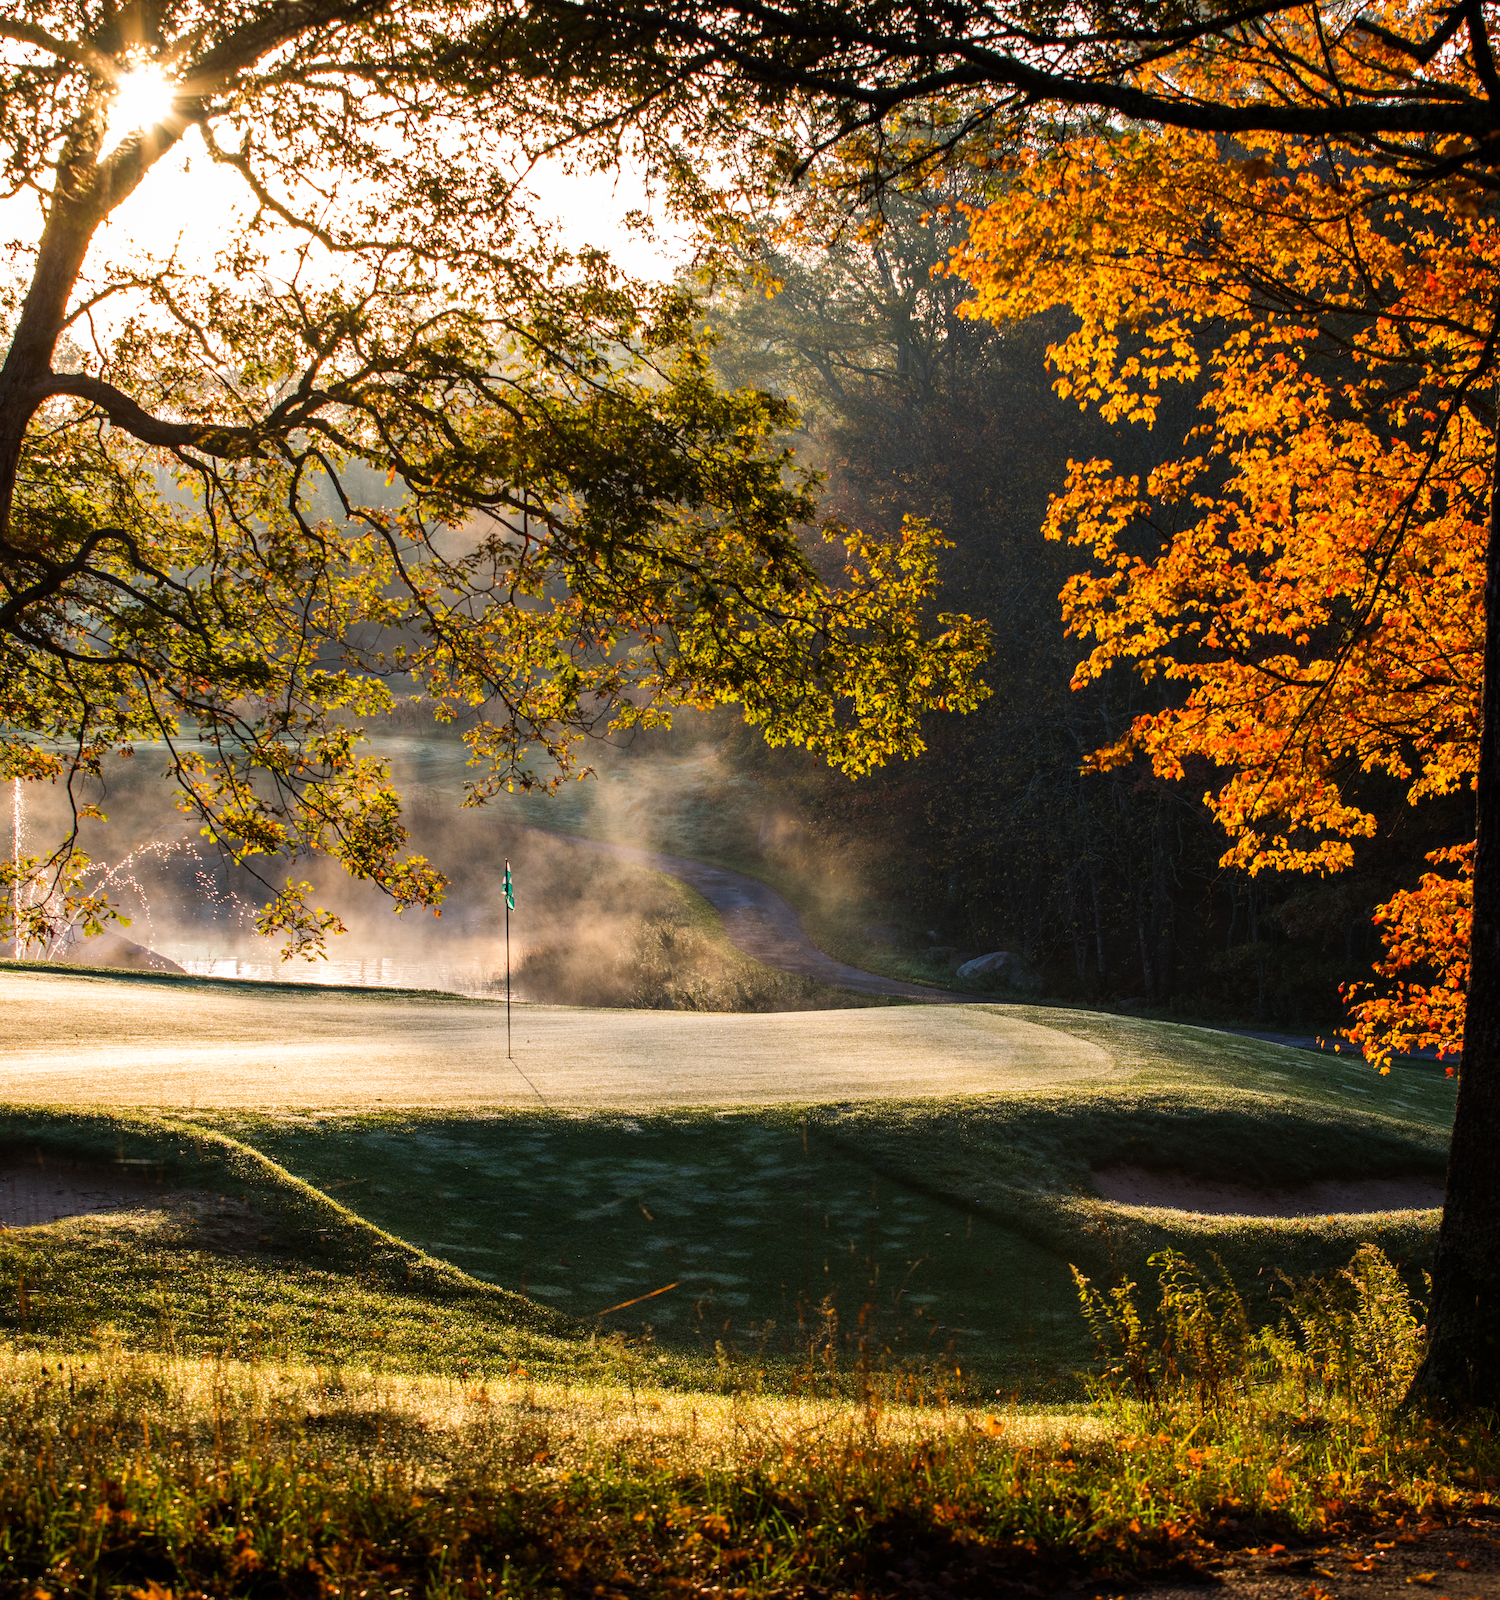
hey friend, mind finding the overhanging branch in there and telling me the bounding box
[32,374,258,455]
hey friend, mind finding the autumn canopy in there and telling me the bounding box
[953,100,1488,1071]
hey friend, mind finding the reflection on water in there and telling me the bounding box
[161,950,500,997]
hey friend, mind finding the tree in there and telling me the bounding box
[0,0,991,955]
[536,0,1500,1406]
[954,123,1485,1055]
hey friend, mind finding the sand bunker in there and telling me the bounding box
[1093,1163,1445,1217]
[0,1156,180,1227]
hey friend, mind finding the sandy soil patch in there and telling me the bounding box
[0,1154,259,1231]
[0,1155,183,1226]
[1093,1163,1444,1216]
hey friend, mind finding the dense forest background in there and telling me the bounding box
[682,188,1473,1028]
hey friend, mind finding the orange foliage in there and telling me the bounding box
[950,4,1494,1064]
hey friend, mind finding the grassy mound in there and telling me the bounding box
[0,1002,1480,1597]
[0,1108,599,1380]
[0,997,1451,1394]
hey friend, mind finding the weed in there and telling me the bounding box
[1073,1241,1431,1436]
[1073,1250,1253,1411]
[1265,1242,1428,1416]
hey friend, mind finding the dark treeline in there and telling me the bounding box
[699,188,1471,1027]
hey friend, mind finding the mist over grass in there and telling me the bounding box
[8,738,875,1009]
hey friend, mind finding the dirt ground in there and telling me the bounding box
[0,1155,172,1226]
[1111,1511,1500,1600]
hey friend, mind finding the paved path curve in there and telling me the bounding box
[529,829,972,1004]
[0,968,1115,1109]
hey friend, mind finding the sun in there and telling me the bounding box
[103,63,176,152]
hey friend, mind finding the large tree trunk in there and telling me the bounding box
[1409,428,1500,1410]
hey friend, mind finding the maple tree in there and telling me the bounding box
[953,123,1487,1074]
[945,63,1496,1409]
[0,0,991,957]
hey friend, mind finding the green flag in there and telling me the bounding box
[503,860,514,911]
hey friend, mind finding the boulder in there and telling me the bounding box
[59,932,185,974]
[955,950,1042,990]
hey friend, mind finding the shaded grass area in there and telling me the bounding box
[198,1108,1086,1393]
[0,984,1481,1597]
[188,1018,1449,1395]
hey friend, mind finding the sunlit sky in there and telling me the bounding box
[30,78,696,355]
[105,131,690,268]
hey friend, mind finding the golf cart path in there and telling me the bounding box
[0,968,1114,1109]
[530,829,971,1003]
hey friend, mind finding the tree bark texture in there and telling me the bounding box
[1411,425,1500,1410]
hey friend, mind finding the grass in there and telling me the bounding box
[0,983,1453,1390]
[0,1088,1484,1587]
[5,753,1486,1595]
[0,987,1449,1393]
[182,1107,1086,1393]
[3,1308,1497,1600]
[0,973,1476,1596]
[0,1108,593,1382]
[147,1007,1450,1396]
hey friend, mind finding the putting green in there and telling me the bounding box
[0,968,1114,1108]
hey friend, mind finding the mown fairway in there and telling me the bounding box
[0,967,1107,1108]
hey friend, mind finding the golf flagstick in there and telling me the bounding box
[500,860,546,1104]
[504,858,513,1059]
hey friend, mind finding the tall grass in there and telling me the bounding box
[2,1246,1495,1598]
